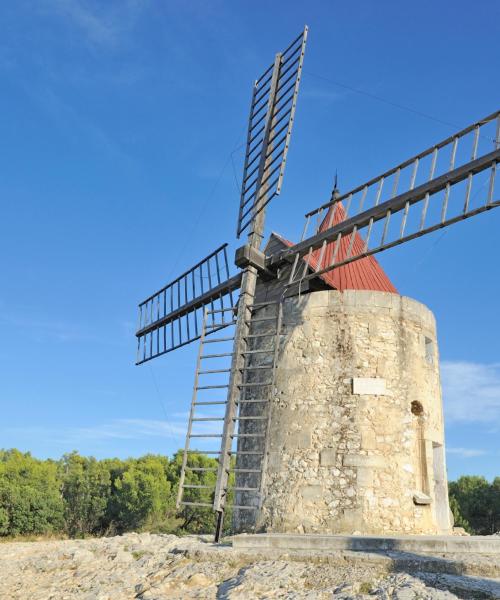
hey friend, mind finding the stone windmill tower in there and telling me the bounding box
[232,196,450,537]
[135,28,500,540]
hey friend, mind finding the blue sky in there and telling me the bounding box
[0,0,499,482]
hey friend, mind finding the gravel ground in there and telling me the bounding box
[0,533,499,599]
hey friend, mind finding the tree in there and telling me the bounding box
[448,494,470,531]
[59,452,111,537]
[448,476,496,535]
[489,477,500,534]
[110,454,178,533]
[167,451,220,534]
[0,449,64,536]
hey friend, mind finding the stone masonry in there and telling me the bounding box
[233,289,452,536]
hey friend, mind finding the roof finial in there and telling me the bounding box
[331,170,340,201]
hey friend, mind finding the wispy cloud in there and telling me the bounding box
[42,0,148,48]
[441,360,500,425]
[447,447,487,458]
[3,412,228,454]
[0,311,130,347]
[23,83,132,162]
[4,418,186,446]
[0,312,95,344]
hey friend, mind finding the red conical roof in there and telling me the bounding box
[276,202,397,293]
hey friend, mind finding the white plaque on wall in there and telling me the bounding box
[352,377,387,395]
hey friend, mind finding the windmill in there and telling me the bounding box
[135,27,500,541]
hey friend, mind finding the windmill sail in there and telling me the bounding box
[236,27,308,237]
[135,244,240,364]
[271,109,500,284]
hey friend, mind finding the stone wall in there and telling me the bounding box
[234,289,452,535]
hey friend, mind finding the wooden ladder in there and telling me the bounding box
[213,300,283,539]
[176,306,237,511]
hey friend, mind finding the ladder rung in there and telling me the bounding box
[196,384,229,390]
[206,321,236,328]
[194,400,227,405]
[181,501,213,507]
[202,353,233,359]
[208,308,236,314]
[228,468,261,473]
[244,333,275,339]
[237,399,268,404]
[242,349,274,355]
[246,317,276,323]
[189,434,223,438]
[186,467,218,472]
[203,337,234,344]
[225,505,258,510]
[227,487,260,492]
[233,416,267,421]
[192,417,224,422]
[199,369,231,374]
[182,484,215,489]
[248,301,280,308]
[230,450,264,455]
[230,433,265,438]
[186,450,220,454]
[237,382,272,387]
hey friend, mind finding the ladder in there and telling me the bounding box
[176,301,283,539]
[214,300,283,538]
[176,306,237,511]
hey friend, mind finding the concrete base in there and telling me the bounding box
[231,533,500,555]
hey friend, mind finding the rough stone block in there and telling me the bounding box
[371,293,394,309]
[328,291,342,306]
[343,454,386,468]
[337,508,363,531]
[288,428,312,450]
[310,307,329,318]
[306,291,330,308]
[320,449,337,467]
[267,452,281,470]
[425,428,443,444]
[360,427,376,450]
[301,485,323,500]
[352,377,387,395]
[356,467,373,487]
[341,291,358,307]
[413,491,432,505]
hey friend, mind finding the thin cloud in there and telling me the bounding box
[43,0,147,48]
[0,312,96,344]
[441,360,500,425]
[0,311,126,346]
[4,418,187,446]
[3,416,224,456]
[447,447,487,458]
[24,84,132,163]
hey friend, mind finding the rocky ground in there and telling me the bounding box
[0,533,499,599]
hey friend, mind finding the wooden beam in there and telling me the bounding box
[268,148,500,267]
[136,273,242,338]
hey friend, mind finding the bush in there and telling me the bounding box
[59,452,112,537]
[0,449,64,536]
[2,447,496,540]
[449,475,500,535]
[0,448,219,538]
[110,455,177,533]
